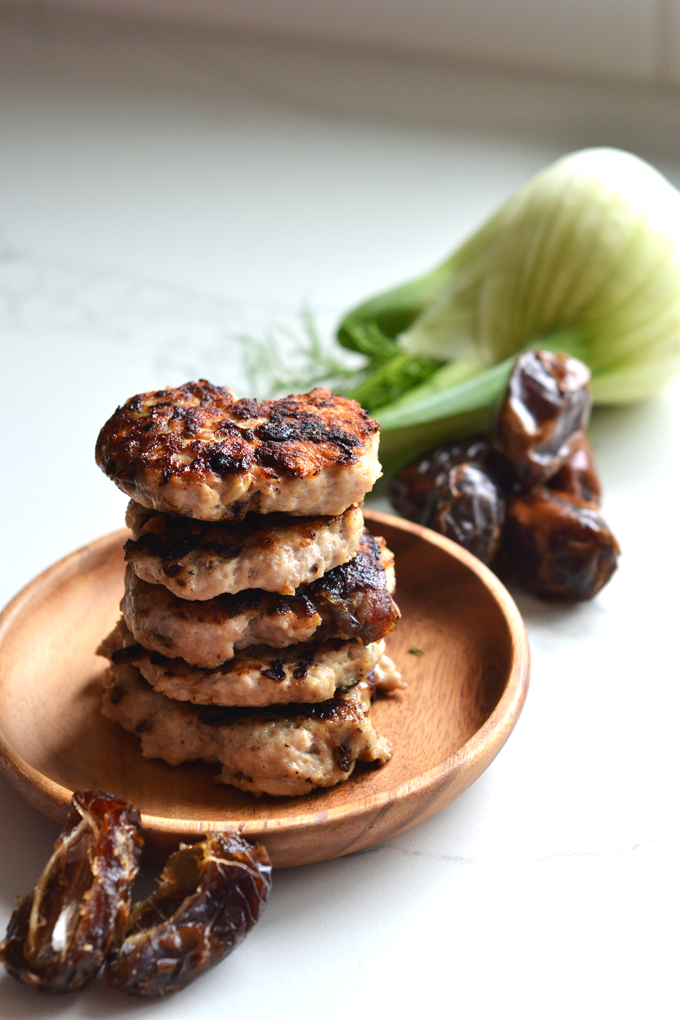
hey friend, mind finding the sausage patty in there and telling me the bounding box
[96,382,381,520]
[124,500,364,599]
[99,619,393,706]
[102,662,393,797]
[120,532,399,667]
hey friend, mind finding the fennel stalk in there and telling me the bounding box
[339,148,680,472]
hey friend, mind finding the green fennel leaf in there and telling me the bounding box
[234,305,364,399]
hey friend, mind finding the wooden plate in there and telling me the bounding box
[0,511,529,868]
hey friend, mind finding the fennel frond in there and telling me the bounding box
[234,306,363,399]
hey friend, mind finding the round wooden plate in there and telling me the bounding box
[0,511,529,868]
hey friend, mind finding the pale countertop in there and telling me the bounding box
[0,8,677,1020]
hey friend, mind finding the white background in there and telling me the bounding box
[0,6,678,1019]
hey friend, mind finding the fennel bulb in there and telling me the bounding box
[338,148,680,468]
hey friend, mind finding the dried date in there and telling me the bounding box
[389,436,493,522]
[389,438,505,564]
[501,487,620,600]
[389,351,619,599]
[426,463,505,564]
[548,432,601,507]
[103,832,272,997]
[0,790,143,993]
[495,350,592,485]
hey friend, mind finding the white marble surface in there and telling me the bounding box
[0,8,677,1019]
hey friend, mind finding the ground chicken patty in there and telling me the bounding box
[124,500,363,599]
[99,618,400,706]
[102,662,392,797]
[121,532,399,667]
[96,382,381,520]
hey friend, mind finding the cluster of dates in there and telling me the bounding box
[390,351,620,601]
[0,790,272,997]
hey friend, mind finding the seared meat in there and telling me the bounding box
[124,500,363,599]
[306,531,398,644]
[121,532,399,667]
[99,619,394,705]
[121,566,321,666]
[96,382,381,520]
[102,662,392,797]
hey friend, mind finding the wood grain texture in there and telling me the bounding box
[0,511,529,868]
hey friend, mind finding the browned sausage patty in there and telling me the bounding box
[102,662,392,797]
[121,531,399,667]
[99,618,390,706]
[96,382,381,520]
[124,500,364,599]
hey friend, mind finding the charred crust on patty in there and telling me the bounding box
[95,382,380,518]
[194,681,375,728]
[309,532,401,644]
[110,643,145,665]
[124,507,246,563]
[124,500,365,599]
[260,659,286,683]
[310,533,384,599]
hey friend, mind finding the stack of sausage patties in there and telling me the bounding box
[95,381,403,797]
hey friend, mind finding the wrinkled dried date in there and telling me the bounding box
[1,795,272,998]
[548,432,601,507]
[0,791,143,993]
[388,436,493,522]
[103,832,272,997]
[501,488,620,601]
[495,350,592,485]
[389,350,620,601]
[426,463,505,565]
[388,437,505,563]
